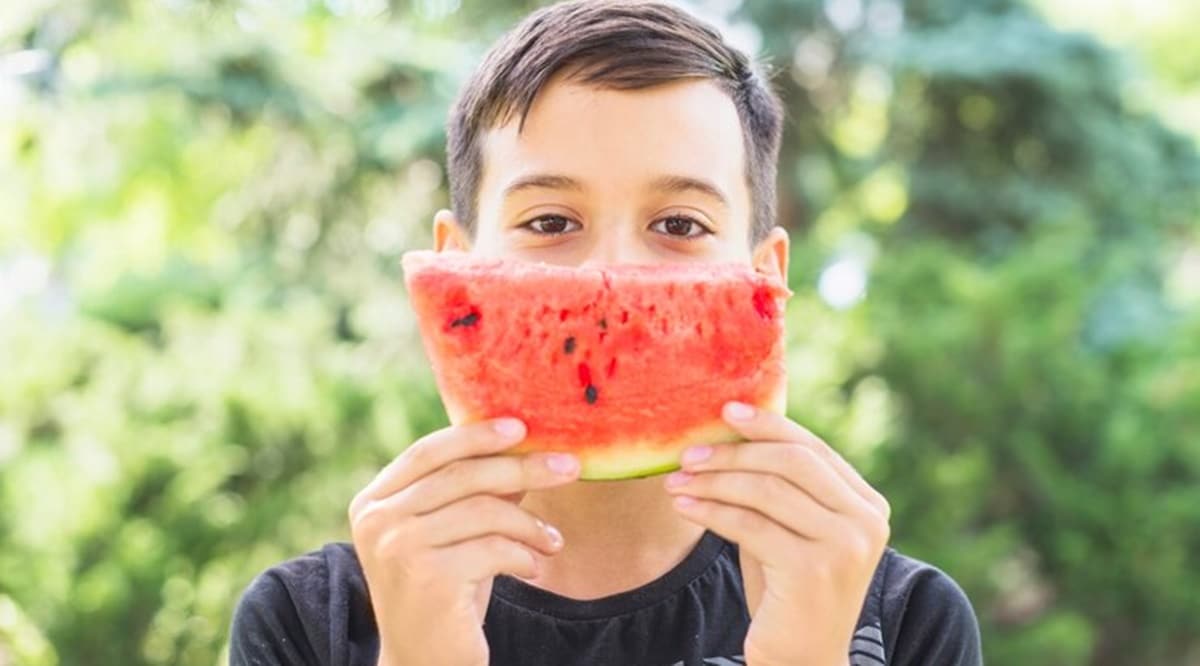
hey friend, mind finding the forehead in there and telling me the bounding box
[478,74,748,205]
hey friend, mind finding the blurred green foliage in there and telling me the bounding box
[2,0,1198,664]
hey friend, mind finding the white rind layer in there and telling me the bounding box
[447,383,788,480]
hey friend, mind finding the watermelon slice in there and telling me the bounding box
[401,250,791,480]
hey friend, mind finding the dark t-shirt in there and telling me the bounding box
[228,530,981,665]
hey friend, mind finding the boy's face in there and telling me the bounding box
[434,72,787,277]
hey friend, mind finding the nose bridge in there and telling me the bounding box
[583,210,646,267]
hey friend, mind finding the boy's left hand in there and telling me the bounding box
[664,401,891,666]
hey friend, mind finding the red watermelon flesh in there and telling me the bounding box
[401,250,791,480]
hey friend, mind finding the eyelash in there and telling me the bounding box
[520,214,714,239]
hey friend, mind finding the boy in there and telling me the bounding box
[229,1,982,664]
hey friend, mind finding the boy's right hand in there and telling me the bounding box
[348,418,579,666]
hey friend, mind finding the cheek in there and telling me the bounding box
[464,214,514,258]
[697,230,755,262]
[463,232,499,258]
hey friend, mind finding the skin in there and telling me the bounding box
[350,70,890,666]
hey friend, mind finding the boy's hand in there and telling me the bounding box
[348,419,580,666]
[664,402,890,666]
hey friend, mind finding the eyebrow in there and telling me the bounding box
[502,172,730,209]
[502,173,584,198]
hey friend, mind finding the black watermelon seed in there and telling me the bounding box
[563,336,576,354]
[584,384,598,404]
[598,318,607,329]
[450,311,480,328]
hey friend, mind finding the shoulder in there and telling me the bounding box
[229,543,372,666]
[864,548,982,666]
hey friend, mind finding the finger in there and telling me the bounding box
[682,440,869,516]
[398,451,580,516]
[719,402,890,517]
[670,495,802,567]
[351,418,526,515]
[417,495,564,556]
[664,469,838,540]
[436,535,540,584]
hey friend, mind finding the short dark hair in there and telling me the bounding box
[445,0,786,243]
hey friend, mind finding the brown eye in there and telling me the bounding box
[523,215,580,235]
[651,215,711,239]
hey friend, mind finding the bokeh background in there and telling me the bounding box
[2,0,1199,664]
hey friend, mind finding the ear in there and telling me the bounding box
[752,226,789,283]
[433,209,472,252]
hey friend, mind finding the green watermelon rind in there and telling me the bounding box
[508,386,788,480]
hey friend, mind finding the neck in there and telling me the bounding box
[518,475,706,599]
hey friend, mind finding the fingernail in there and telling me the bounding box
[724,401,755,421]
[665,471,693,488]
[545,453,579,475]
[681,446,712,466]
[543,523,563,548]
[493,418,525,440]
